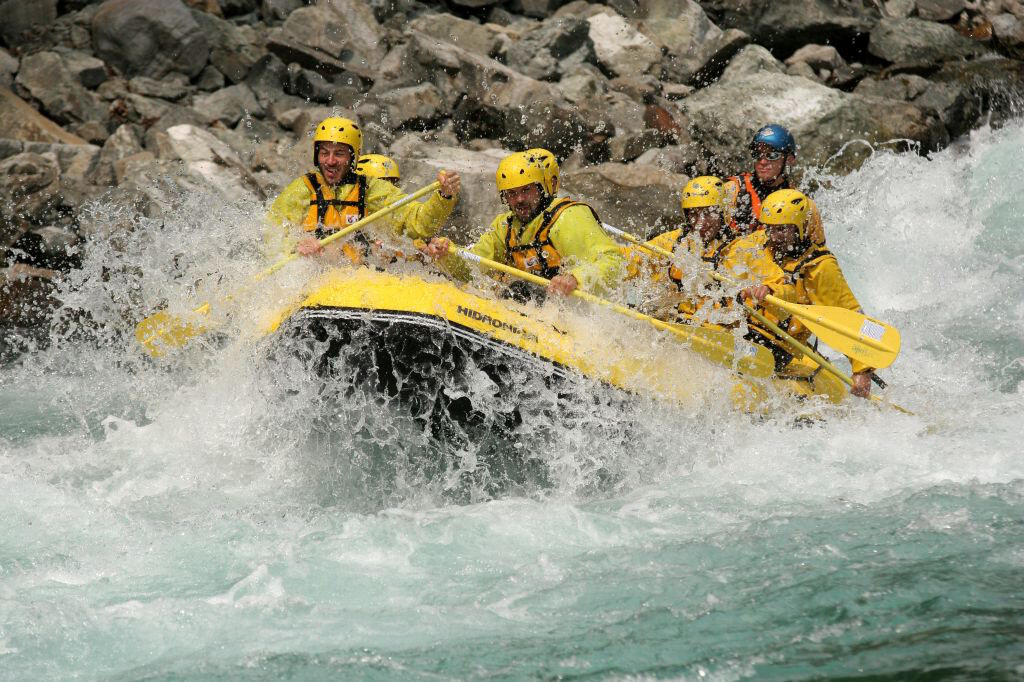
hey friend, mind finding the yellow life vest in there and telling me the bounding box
[667,232,735,317]
[504,198,598,279]
[301,172,369,264]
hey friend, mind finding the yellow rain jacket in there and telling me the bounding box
[626,228,786,322]
[767,245,872,374]
[445,197,624,295]
[264,170,455,259]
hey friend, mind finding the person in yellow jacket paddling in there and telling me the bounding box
[742,189,875,398]
[422,151,624,298]
[626,176,787,326]
[265,116,461,263]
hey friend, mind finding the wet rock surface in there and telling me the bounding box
[1,0,1022,328]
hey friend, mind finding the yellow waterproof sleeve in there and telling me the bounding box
[547,205,625,294]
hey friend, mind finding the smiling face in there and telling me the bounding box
[317,142,354,186]
[502,183,544,222]
[752,144,795,186]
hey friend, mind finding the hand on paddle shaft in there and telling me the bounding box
[742,284,873,399]
[297,170,462,257]
[422,237,578,295]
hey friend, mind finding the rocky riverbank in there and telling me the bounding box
[2,0,1023,336]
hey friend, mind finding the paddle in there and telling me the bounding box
[604,223,912,411]
[449,246,777,379]
[135,181,442,357]
[601,223,901,369]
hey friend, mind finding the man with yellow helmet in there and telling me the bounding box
[627,176,784,324]
[355,153,401,187]
[742,189,874,398]
[265,117,460,261]
[423,151,623,298]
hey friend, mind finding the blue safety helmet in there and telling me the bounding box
[750,124,796,155]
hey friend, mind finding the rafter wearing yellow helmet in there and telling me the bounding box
[742,189,878,399]
[355,154,401,186]
[266,117,461,263]
[625,176,785,327]
[423,151,623,299]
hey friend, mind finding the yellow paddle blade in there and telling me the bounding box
[787,303,901,369]
[134,305,209,358]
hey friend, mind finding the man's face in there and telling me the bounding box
[317,142,353,185]
[502,183,544,222]
[766,223,800,255]
[752,144,795,185]
[685,206,723,243]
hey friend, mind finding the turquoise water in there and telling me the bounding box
[2,123,1024,680]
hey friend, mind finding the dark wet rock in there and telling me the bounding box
[0,152,62,248]
[378,83,446,131]
[68,120,110,144]
[244,53,290,106]
[219,0,261,17]
[190,8,264,84]
[57,48,108,89]
[506,0,568,18]
[0,265,59,331]
[91,0,209,79]
[15,50,109,125]
[562,161,687,232]
[719,45,786,82]
[196,64,227,92]
[927,57,1024,136]
[0,0,58,47]
[992,13,1024,58]
[192,83,264,126]
[916,0,965,22]
[1,48,19,88]
[869,17,990,64]
[505,15,593,81]
[128,75,191,102]
[854,73,932,101]
[682,71,947,174]
[587,11,661,78]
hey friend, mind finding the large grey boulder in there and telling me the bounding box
[378,83,446,131]
[505,15,593,81]
[869,17,989,63]
[587,12,661,78]
[0,0,58,47]
[701,0,879,54]
[992,13,1024,59]
[192,84,264,126]
[267,3,385,81]
[190,9,264,84]
[91,0,209,79]
[409,13,509,60]
[638,0,748,85]
[14,51,109,125]
[719,44,786,82]
[681,71,947,174]
[561,161,687,232]
[405,31,588,157]
[157,124,263,202]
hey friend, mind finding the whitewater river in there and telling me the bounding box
[2,122,1022,680]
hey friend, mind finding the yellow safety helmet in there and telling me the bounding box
[495,152,548,194]
[355,154,400,180]
[680,176,725,211]
[525,147,559,195]
[312,116,362,165]
[759,189,811,239]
